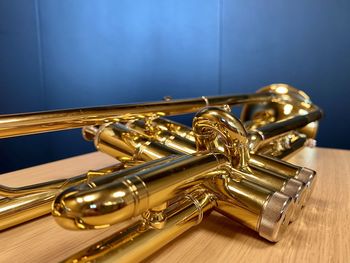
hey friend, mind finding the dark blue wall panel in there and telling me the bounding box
[0,0,51,172]
[37,0,220,163]
[0,1,44,113]
[220,0,350,149]
[38,1,220,108]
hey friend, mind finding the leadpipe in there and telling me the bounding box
[0,93,273,138]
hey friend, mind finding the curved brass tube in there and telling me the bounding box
[85,122,305,212]
[192,107,306,218]
[0,179,71,198]
[0,93,274,139]
[247,110,322,153]
[62,190,217,263]
[0,158,175,230]
[62,182,292,263]
[192,106,250,170]
[0,174,90,230]
[132,116,316,201]
[54,144,294,242]
[91,123,181,163]
[52,153,228,230]
[123,121,305,223]
[0,191,56,230]
[148,118,196,143]
[82,121,300,227]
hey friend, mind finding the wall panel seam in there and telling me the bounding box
[218,0,224,94]
[34,0,46,110]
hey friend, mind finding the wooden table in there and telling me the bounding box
[0,147,349,263]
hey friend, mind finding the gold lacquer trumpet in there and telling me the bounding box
[0,84,322,263]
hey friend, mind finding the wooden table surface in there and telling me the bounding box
[0,147,349,263]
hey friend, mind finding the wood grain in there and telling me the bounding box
[0,147,349,263]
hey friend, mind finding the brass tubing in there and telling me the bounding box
[88,122,304,208]
[62,191,216,263]
[0,191,56,230]
[55,146,294,241]
[0,93,274,139]
[83,156,176,187]
[255,132,307,158]
[248,110,322,153]
[146,118,196,143]
[0,174,90,230]
[192,106,250,169]
[0,163,125,198]
[126,117,307,220]
[136,117,316,201]
[84,122,296,242]
[0,180,85,230]
[155,130,197,154]
[0,179,75,198]
[254,110,322,140]
[124,120,197,154]
[250,154,316,187]
[140,110,320,157]
[0,159,173,231]
[192,107,306,217]
[92,123,182,163]
[90,121,305,213]
[53,154,228,230]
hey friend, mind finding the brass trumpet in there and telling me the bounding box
[0,84,322,263]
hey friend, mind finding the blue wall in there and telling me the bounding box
[0,1,349,173]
